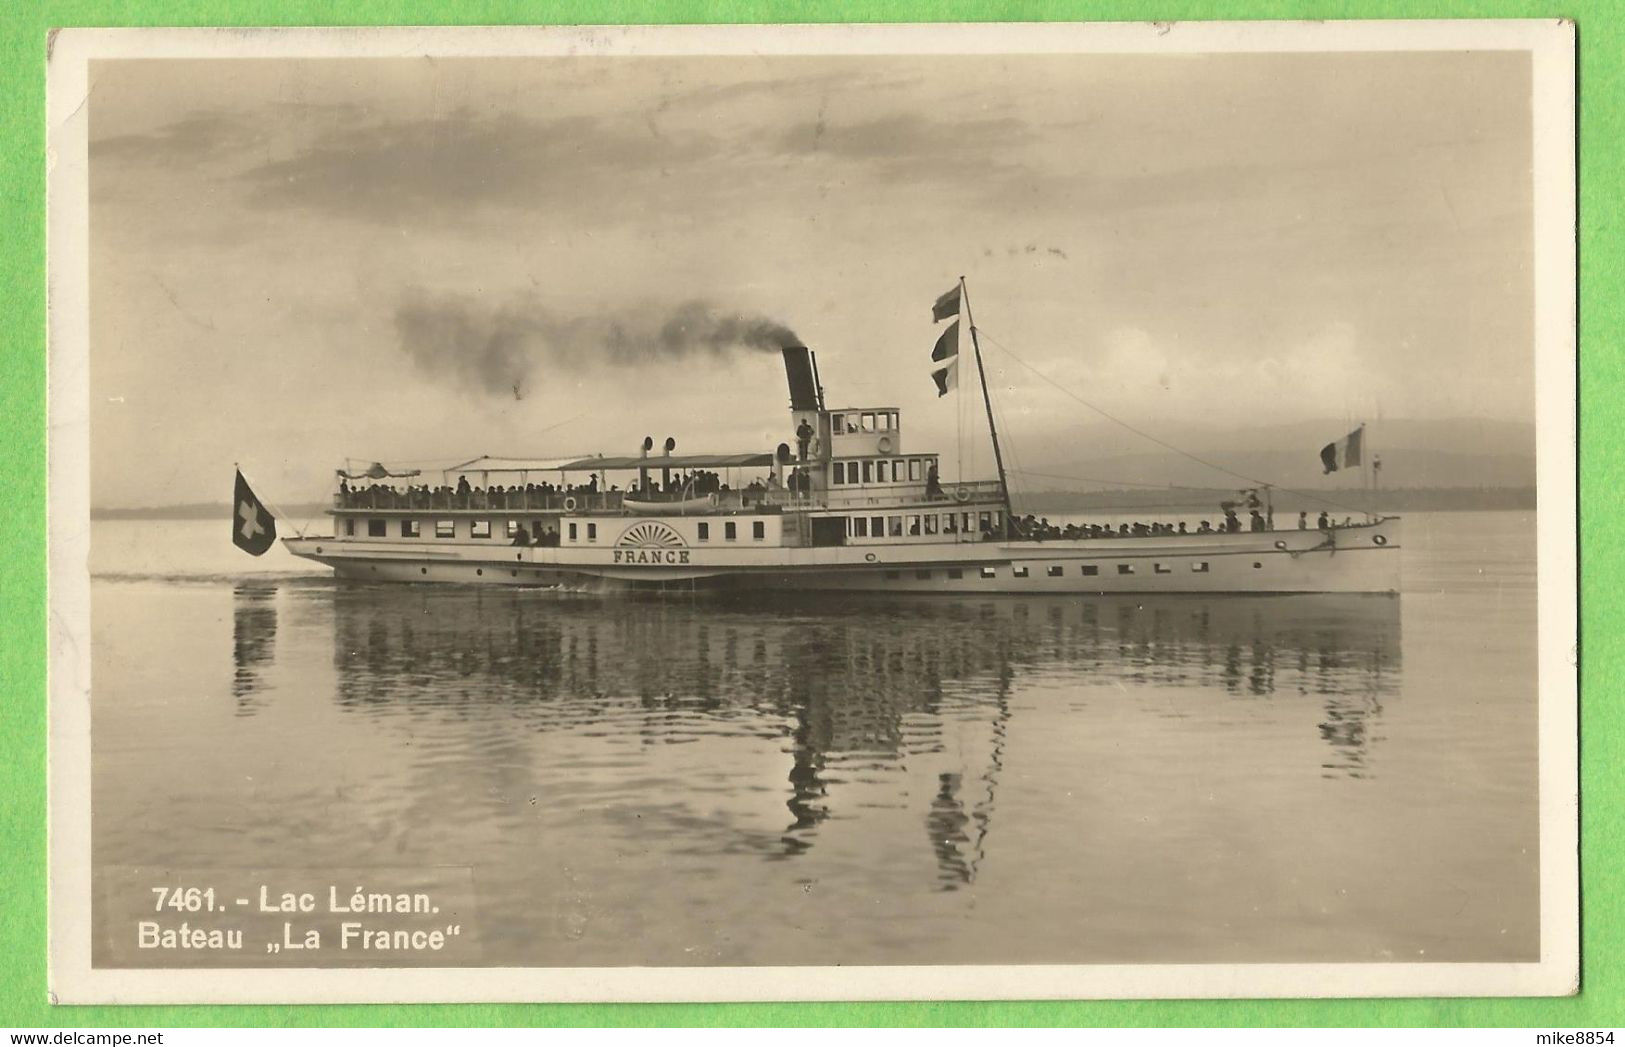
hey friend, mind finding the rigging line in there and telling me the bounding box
[974,326,1373,517]
[973,326,1267,488]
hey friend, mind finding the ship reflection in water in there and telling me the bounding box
[234,587,1401,896]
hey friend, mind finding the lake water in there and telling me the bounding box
[88,511,1540,967]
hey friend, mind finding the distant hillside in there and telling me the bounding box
[92,502,332,521]
[1008,417,1536,492]
[1016,486,1535,516]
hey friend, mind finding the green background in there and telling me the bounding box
[1,0,1610,1029]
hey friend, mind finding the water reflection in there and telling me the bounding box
[231,584,277,712]
[234,587,1400,880]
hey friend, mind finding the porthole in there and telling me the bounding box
[1274,540,1287,550]
[1253,562,1263,569]
[865,553,878,562]
[1373,534,1389,546]
[315,546,323,554]
[476,569,483,576]
[420,567,427,575]
[517,553,523,561]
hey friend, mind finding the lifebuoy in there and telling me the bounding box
[563,496,578,512]
[954,486,972,503]
[877,436,895,454]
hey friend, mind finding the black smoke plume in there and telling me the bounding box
[393,291,801,399]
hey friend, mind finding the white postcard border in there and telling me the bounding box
[46,19,1579,1004]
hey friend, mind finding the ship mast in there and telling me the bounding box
[959,277,1014,537]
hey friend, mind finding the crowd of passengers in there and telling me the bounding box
[338,468,818,510]
[1014,508,1348,541]
[337,475,602,510]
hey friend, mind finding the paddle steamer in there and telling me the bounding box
[281,284,1400,594]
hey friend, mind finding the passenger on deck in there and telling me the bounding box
[925,463,943,500]
[1298,511,1308,530]
[1317,511,1330,530]
[1249,510,1265,532]
[1178,522,1188,534]
[1223,509,1241,533]
[511,525,530,546]
[1198,520,1213,533]
[796,419,814,461]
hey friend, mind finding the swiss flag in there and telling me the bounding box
[232,469,277,556]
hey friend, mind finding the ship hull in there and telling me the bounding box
[283,518,1401,595]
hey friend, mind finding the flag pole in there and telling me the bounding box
[959,277,1014,538]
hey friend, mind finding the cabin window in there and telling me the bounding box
[846,462,859,484]
[943,514,958,533]
[1192,562,1210,573]
[862,412,876,432]
[978,512,992,533]
[1118,564,1134,575]
[893,459,905,480]
[567,523,577,541]
[831,413,844,432]
[531,520,544,537]
[853,517,868,538]
[980,567,997,579]
[1013,566,1029,578]
[435,519,455,539]
[752,521,765,540]
[961,513,974,534]
[887,516,903,537]
[367,519,386,537]
[587,523,597,542]
[907,515,921,536]
[400,519,420,538]
[697,522,710,541]
[725,521,737,541]
[924,515,939,536]
[1081,565,1099,576]
[862,461,873,484]
[831,466,844,486]
[876,460,889,483]
[948,568,963,579]
[1253,561,1264,569]
[871,516,884,537]
[1154,563,1172,574]
[1047,565,1063,577]
[344,519,355,536]
[471,520,492,539]
[506,520,520,538]
[909,459,922,482]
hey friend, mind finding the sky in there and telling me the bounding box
[86,49,1534,507]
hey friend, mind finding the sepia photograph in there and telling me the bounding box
[46,20,1577,1003]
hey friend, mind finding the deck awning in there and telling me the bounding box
[558,452,775,471]
[446,455,594,474]
[448,452,775,474]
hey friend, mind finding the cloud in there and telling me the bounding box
[91,111,255,162]
[237,108,721,221]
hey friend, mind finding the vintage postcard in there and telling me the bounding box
[46,20,1577,1003]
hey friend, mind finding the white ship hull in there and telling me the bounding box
[283,517,1401,595]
